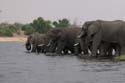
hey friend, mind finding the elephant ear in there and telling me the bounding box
[87,21,101,37]
[81,21,95,37]
[82,21,94,31]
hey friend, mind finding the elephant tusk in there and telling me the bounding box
[74,43,79,46]
[47,40,52,46]
[46,43,50,46]
[38,44,45,47]
[77,35,81,38]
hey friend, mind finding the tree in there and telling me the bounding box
[31,17,52,33]
[22,24,35,35]
[53,18,70,28]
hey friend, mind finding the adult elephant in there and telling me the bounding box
[25,32,50,53]
[46,27,81,54]
[79,20,124,57]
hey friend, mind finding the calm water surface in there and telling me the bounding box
[0,42,125,83]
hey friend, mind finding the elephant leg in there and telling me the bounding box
[84,49,89,55]
[56,41,65,54]
[69,47,75,54]
[99,42,109,57]
[63,48,68,54]
[117,46,121,61]
[115,45,121,57]
[40,46,45,53]
[45,45,52,53]
[118,46,121,57]
[99,43,104,57]
[31,44,36,52]
[80,39,88,55]
[91,34,101,57]
[107,47,113,58]
[48,41,57,53]
[74,44,80,55]
[43,46,48,53]
[36,45,41,54]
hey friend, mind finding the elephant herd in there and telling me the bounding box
[25,20,125,59]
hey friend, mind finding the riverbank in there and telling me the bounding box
[0,37,27,42]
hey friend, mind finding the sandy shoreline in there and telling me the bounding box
[0,37,27,42]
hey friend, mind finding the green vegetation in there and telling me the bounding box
[31,17,53,33]
[53,18,70,28]
[0,17,71,37]
[114,55,125,61]
[0,23,19,37]
[22,24,35,35]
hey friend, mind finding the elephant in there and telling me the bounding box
[25,32,50,53]
[46,27,81,55]
[79,20,124,57]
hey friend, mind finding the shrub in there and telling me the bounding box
[22,24,35,35]
[0,28,13,37]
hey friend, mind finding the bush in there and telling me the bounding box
[9,25,17,33]
[114,55,125,61]
[0,23,19,37]
[24,27,35,35]
[31,17,53,33]
[22,24,35,35]
[0,28,13,37]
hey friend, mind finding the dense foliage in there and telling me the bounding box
[0,17,71,37]
[0,23,20,37]
[53,18,70,28]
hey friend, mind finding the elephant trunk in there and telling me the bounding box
[25,43,31,51]
[78,31,86,38]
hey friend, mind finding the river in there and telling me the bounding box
[0,42,125,83]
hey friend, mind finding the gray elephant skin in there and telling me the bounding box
[25,32,50,53]
[79,20,124,57]
[46,27,81,54]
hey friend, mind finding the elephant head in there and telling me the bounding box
[46,28,63,53]
[25,35,33,51]
[77,20,101,54]
[25,33,37,52]
[78,21,98,38]
[47,28,63,41]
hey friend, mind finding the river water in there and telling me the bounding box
[0,42,125,83]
